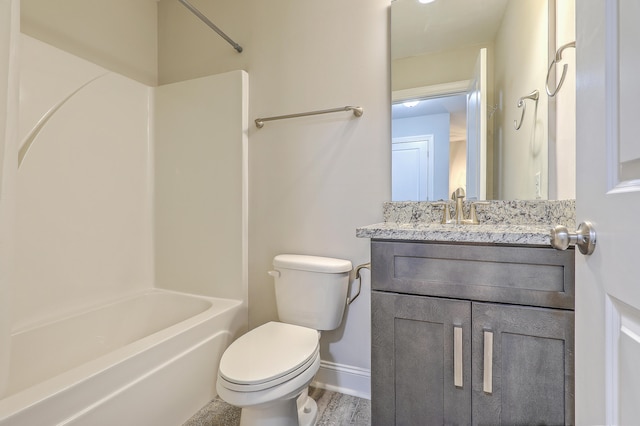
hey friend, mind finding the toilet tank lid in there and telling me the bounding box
[273,254,352,273]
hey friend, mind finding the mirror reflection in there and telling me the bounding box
[392,0,557,201]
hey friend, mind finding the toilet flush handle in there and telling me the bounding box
[348,262,370,305]
[267,270,280,278]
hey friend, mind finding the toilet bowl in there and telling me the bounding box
[216,254,352,426]
[216,322,321,426]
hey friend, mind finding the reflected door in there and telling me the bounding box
[466,48,487,201]
[392,135,434,201]
[576,0,640,424]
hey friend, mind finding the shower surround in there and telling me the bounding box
[1,34,248,424]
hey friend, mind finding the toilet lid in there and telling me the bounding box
[219,322,319,387]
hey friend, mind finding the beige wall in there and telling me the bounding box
[392,43,493,92]
[494,0,549,199]
[554,0,576,199]
[449,139,467,195]
[158,0,245,85]
[21,0,158,86]
[0,0,19,397]
[158,0,390,381]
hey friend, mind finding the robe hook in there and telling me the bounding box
[514,90,539,130]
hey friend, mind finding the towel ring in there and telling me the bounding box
[546,41,576,97]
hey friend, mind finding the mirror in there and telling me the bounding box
[391,0,556,201]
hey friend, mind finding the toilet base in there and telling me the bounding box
[238,390,318,426]
[297,388,318,426]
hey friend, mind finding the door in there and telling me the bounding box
[472,303,574,425]
[575,0,640,424]
[466,48,487,201]
[391,135,434,201]
[371,292,471,426]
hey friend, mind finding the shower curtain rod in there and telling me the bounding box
[178,0,243,53]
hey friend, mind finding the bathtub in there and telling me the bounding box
[0,289,246,426]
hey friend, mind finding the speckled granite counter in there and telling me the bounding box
[357,200,575,246]
[356,222,556,245]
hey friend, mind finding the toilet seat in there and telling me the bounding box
[218,322,319,392]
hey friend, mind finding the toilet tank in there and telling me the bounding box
[270,254,352,331]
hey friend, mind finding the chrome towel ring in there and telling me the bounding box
[546,41,576,97]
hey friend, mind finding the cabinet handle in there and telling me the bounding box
[454,326,463,388]
[483,330,493,394]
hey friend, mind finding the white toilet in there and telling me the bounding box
[216,254,352,426]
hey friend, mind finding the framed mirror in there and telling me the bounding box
[391,0,557,201]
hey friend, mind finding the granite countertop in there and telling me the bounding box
[356,200,575,246]
[356,222,554,245]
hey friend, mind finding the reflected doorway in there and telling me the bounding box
[391,94,467,201]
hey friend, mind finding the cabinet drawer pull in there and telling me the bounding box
[483,330,493,394]
[454,326,463,387]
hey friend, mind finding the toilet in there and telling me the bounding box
[216,254,352,426]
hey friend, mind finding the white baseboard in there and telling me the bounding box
[311,360,371,400]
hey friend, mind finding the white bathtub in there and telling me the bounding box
[0,289,246,425]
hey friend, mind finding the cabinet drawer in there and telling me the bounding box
[372,240,574,309]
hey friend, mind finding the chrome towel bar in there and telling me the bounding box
[255,106,363,128]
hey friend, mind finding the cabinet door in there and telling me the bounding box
[372,291,471,426]
[472,303,574,425]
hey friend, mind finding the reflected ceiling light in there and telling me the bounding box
[418,0,436,4]
[403,101,420,108]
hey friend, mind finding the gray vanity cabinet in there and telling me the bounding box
[372,292,472,425]
[471,303,574,425]
[371,240,575,426]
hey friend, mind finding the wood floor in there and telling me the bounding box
[183,387,371,426]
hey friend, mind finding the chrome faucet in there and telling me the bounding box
[437,188,489,225]
[452,187,466,224]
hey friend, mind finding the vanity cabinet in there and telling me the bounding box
[371,240,575,426]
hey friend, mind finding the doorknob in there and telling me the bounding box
[550,221,597,255]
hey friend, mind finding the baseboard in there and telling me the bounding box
[311,360,371,400]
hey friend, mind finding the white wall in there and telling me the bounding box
[158,0,390,397]
[154,71,248,304]
[14,36,154,329]
[494,0,549,199]
[0,0,19,398]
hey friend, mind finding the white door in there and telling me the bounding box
[391,135,434,201]
[466,48,487,200]
[575,0,640,424]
